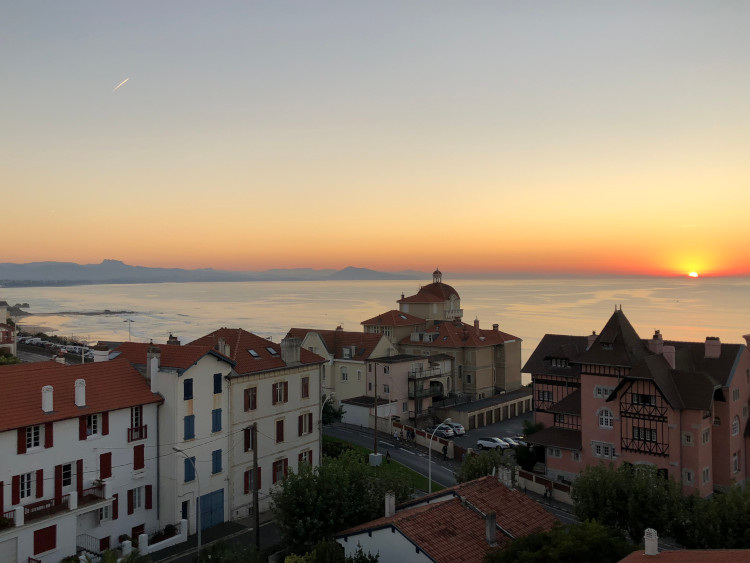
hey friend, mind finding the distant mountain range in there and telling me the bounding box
[0,260,427,287]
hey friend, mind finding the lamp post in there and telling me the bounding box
[428,418,452,494]
[123,318,134,341]
[173,447,201,550]
[319,392,335,464]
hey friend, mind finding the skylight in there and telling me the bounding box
[248,349,260,358]
[400,314,408,320]
[266,347,278,355]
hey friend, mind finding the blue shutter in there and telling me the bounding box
[211,409,222,433]
[184,379,193,400]
[184,415,195,440]
[213,373,222,394]
[184,457,195,482]
[212,450,222,474]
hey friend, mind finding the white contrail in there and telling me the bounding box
[112,78,129,92]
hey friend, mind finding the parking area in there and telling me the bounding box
[451,410,533,451]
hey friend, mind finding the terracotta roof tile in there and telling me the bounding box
[0,359,162,432]
[114,342,233,370]
[360,310,426,327]
[399,320,519,349]
[526,427,582,450]
[621,549,750,562]
[286,328,384,361]
[398,281,460,304]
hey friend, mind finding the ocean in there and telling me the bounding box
[4,277,750,370]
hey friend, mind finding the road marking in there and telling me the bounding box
[381,441,394,447]
[399,448,416,455]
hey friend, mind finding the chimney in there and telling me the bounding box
[92,343,109,362]
[42,386,53,413]
[463,327,469,341]
[167,333,180,346]
[55,351,66,364]
[663,345,676,369]
[146,344,161,392]
[744,334,750,349]
[217,336,226,355]
[474,318,480,330]
[587,331,597,350]
[75,379,86,407]
[493,324,499,332]
[485,512,496,546]
[644,528,658,556]
[385,491,396,517]
[648,330,664,354]
[281,336,301,366]
[705,337,721,359]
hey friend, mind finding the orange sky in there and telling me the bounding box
[4,3,750,277]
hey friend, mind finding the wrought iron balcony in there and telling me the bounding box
[24,494,69,522]
[128,425,148,442]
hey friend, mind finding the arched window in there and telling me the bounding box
[598,408,613,429]
[732,415,740,436]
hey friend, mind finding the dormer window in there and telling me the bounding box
[248,349,260,358]
[602,343,613,350]
[551,358,569,368]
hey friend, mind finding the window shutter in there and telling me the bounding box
[308,413,313,433]
[12,475,20,505]
[36,469,44,498]
[244,470,250,494]
[244,388,250,411]
[283,458,288,477]
[244,428,251,452]
[17,428,26,454]
[251,388,257,410]
[308,450,313,464]
[284,381,289,402]
[272,461,278,484]
[76,459,83,495]
[45,422,53,448]
[257,467,261,490]
[145,485,153,510]
[54,465,63,500]
[102,412,109,435]
[134,445,145,470]
[100,452,112,480]
[0,481,3,513]
[112,493,119,520]
[272,383,277,405]
[79,417,87,441]
[298,415,303,437]
[299,452,304,464]
[127,489,134,515]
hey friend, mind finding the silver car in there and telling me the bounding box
[476,437,510,450]
[444,422,466,436]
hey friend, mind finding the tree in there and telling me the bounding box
[271,449,413,554]
[195,540,264,562]
[572,463,682,541]
[522,420,544,436]
[485,520,635,563]
[673,486,750,549]
[322,395,345,424]
[455,449,508,483]
[285,541,379,562]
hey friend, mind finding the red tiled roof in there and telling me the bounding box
[287,328,385,361]
[115,342,233,370]
[399,320,519,349]
[621,550,750,562]
[398,281,460,304]
[0,359,162,432]
[338,477,558,563]
[360,310,425,327]
[190,328,325,376]
[526,426,582,450]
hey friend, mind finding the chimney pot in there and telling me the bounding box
[42,386,54,413]
[492,324,499,331]
[705,336,721,359]
[644,528,658,556]
[281,336,301,366]
[587,331,597,350]
[474,318,480,330]
[147,345,161,392]
[385,491,396,517]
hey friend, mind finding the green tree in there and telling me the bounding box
[455,449,508,483]
[673,486,750,549]
[522,420,544,436]
[194,540,264,562]
[322,395,345,424]
[485,520,635,563]
[572,463,682,541]
[271,449,413,554]
[285,541,379,562]
[0,353,21,365]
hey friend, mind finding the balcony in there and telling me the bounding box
[408,367,441,381]
[0,509,15,530]
[408,385,442,400]
[128,425,148,442]
[24,495,70,522]
[80,483,105,506]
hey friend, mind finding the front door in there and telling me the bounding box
[199,489,224,530]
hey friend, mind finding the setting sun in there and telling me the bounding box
[689,272,699,278]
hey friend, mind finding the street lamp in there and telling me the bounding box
[173,447,201,550]
[428,418,452,494]
[123,318,134,341]
[319,392,335,464]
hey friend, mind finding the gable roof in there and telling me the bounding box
[190,328,325,376]
[522,334,589,377]
[286,327,386,361]
[0,359,162,432]
[114,342,234,371]
[547,390,581,416]
[337,476,558,562]
[361,309,426,327]
[577,308,648,366]
[399,320,519,349]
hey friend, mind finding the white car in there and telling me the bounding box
[503,437,522,448]
[476,437,510,450]
[444,422,466,436]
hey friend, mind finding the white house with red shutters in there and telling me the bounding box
[0,359,162,562]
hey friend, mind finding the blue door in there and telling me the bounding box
[199,489,225,530]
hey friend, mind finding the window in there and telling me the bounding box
[383,366,390,375]
[87,414,100,436]
[20,472,33,499]
[341,368,348,382]
[99,504,112,522]
[212,449,222,474]
[299,450,313,465]
[276,419,284,443]
[131,406,143,428]
[132,486,143,510]
[26,425,41,449]
[272,381,288,404]
[211,409,222,433]
[244,387,257,411]
[702,467,710,484]
[632,393,656,406]
[537,390,553,402]
[272,459,288,484]
[248,349,260,358]
[732,388,740,401]
[702,428,710,444]
[403,402,408,412]
[733,452,740,474]
[266,346,278,356]
[595,386,615,399]
[62,463,72,487]
[184,457,196,482]
[633,426,657,442]
[213,373,222,394]
[684,469,694,484]
[183,378,193,400]
[547,447,562,458]
[572,451,581,461]
[301,377,309,399]
[714,416,721,426]
[184,415,195,440]
[368,382,372,391]
[732,416,740,436]
[592,441,615,459]
[682,432,693,446]
[357,370,362,381]
[554,413,565,424]
[383,384,390,394]
[299,413,313,436]
[466,373,472,384]
[598,408,613,429]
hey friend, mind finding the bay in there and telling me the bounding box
[4,277,750,371]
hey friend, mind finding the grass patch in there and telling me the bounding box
[323,435,444,492]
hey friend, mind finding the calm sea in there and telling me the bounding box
[4,278,750,370]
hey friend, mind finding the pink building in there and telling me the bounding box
[525,308,750,496]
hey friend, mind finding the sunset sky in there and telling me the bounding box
[3,2,749,277]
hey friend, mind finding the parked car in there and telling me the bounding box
[426,425,454,439]
[502,437,522,448]
[444,422,466,436]
[513,436,528,448]
[476,437,510,450]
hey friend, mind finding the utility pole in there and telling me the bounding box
[252,422,260,550]
[374,363,378,456]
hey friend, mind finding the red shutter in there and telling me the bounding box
[100,453,112,480]
[272,461,278,484]
[33,524,57,555]
[127,489,134,515]
[276,420,284,443]
[44,422,53,448]
[36,469,44,498]
[79,417,87,440]
[99,537,110,553]
[244,428,251,452]
[257,467,261,490]
[284,381,289,403]
[17,428,26,454]
[145,485,152,509]
[54,465,63,500]
[134,445,145,470]
[244,388,250,411]
[272,383,277,405]
[112,493,119,520]
[102,412,109,436]
[76,460,83,495]
[308,450,313,464]
[298,415,303,437]
[283,458,288,477]
[251,388,257,410]
[0,481,3,513]
[244,470,250,494]
[308,413,313,434]
[299,452,304,464]
[12,475,20,505]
